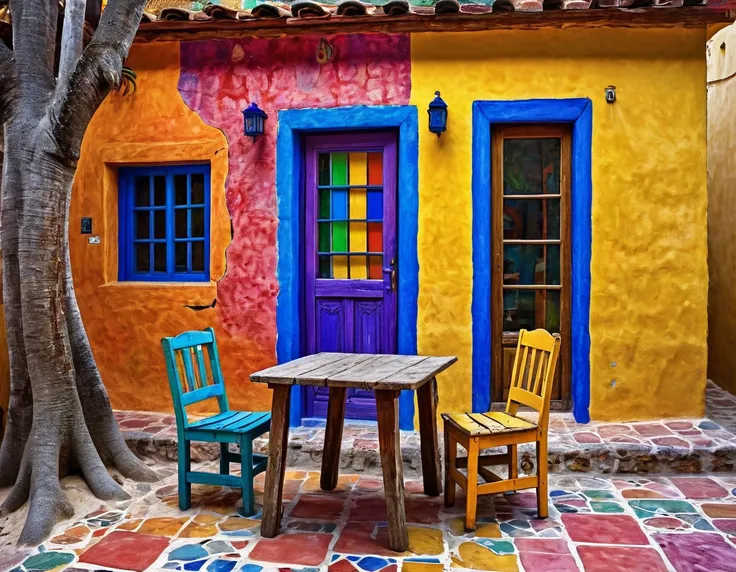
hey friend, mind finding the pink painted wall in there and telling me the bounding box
[177,34,411,408]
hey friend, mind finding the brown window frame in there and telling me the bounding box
[491,124,572,407]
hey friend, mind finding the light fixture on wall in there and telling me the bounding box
[242,102,268,140]
[427,91,448,137]
[605,86,616,104]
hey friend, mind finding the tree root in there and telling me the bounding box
[21,460,74,547]
[72,423,131,501]
[0,454,30,515]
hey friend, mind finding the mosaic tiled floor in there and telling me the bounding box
[5,467,736,571]
[119,381,736,475]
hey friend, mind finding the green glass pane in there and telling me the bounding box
[319,255,332,279]
[333,221,348,252]
[318,222,330,253]
[319,153,331,186]
[319,189,331,220]
[331,152,348,186]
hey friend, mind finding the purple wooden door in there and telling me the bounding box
[304,132,398,420]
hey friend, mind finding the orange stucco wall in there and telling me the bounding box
[71,42,272,414]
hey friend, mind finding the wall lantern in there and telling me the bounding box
[242,102,268,140]
[427,91,448,137]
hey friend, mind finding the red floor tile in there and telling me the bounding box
[288,493,344,520]
[249,532,332,566]
[670,477,729,499]
[561,514,648,545]
[78,531,169,571]
[515,538,570,555]
[333,522,398,557]
[577,546,668,572]
[520,552,580,572]
[349,496,396,521]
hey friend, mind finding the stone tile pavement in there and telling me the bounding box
[119,381,736,476]
[4,467,736,571]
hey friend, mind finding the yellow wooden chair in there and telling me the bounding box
[442,328,562,531]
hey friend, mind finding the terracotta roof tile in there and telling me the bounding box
[139,0,717,20]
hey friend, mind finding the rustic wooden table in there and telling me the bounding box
[251,352,457,552]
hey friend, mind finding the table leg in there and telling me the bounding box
[417,377,442,496]
[320,386,347,491]
[376,389,408,552]
[261,384,291,538]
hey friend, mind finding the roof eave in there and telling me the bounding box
[133,6,735,43]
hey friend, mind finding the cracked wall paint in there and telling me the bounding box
[64,35,410,415]
[68,42,250,414]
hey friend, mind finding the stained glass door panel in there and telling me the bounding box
[304,132,398,420]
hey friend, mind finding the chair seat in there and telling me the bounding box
[442,411,536,437]
[187,410,271,436]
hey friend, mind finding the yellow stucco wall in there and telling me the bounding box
[411,28,708,421]
[71,42,272,415]
[707,23,736,395]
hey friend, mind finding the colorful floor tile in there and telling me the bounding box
[7,440,736,572]
[576,545,669,572]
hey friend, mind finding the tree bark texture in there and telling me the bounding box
[0,0,153,546]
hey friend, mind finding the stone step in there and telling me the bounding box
[123,422,736,477]
[118,381,736,476]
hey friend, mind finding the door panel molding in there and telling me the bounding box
[471,99,593,423]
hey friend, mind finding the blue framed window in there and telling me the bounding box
[118,165,210,282]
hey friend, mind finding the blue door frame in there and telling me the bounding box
[275,105,419,430]
[471,99,593,423]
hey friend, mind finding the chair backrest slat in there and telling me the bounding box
[180,347,198,392]
[511,345,528,389]
[161,327,229,429]
[505,328,561,428]
[194,345,209,389]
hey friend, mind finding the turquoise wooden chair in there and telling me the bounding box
[161,328,271,516]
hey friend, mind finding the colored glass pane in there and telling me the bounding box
[318,223,331,278]
[331,152,349,278]
[349,152,368,279]
[367,222,383,279]
[319,189,331,220]
[318,153,331,186]
[331,152,348,186]
[368,152,383,185]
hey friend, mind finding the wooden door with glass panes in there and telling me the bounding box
[491,125,571,405]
